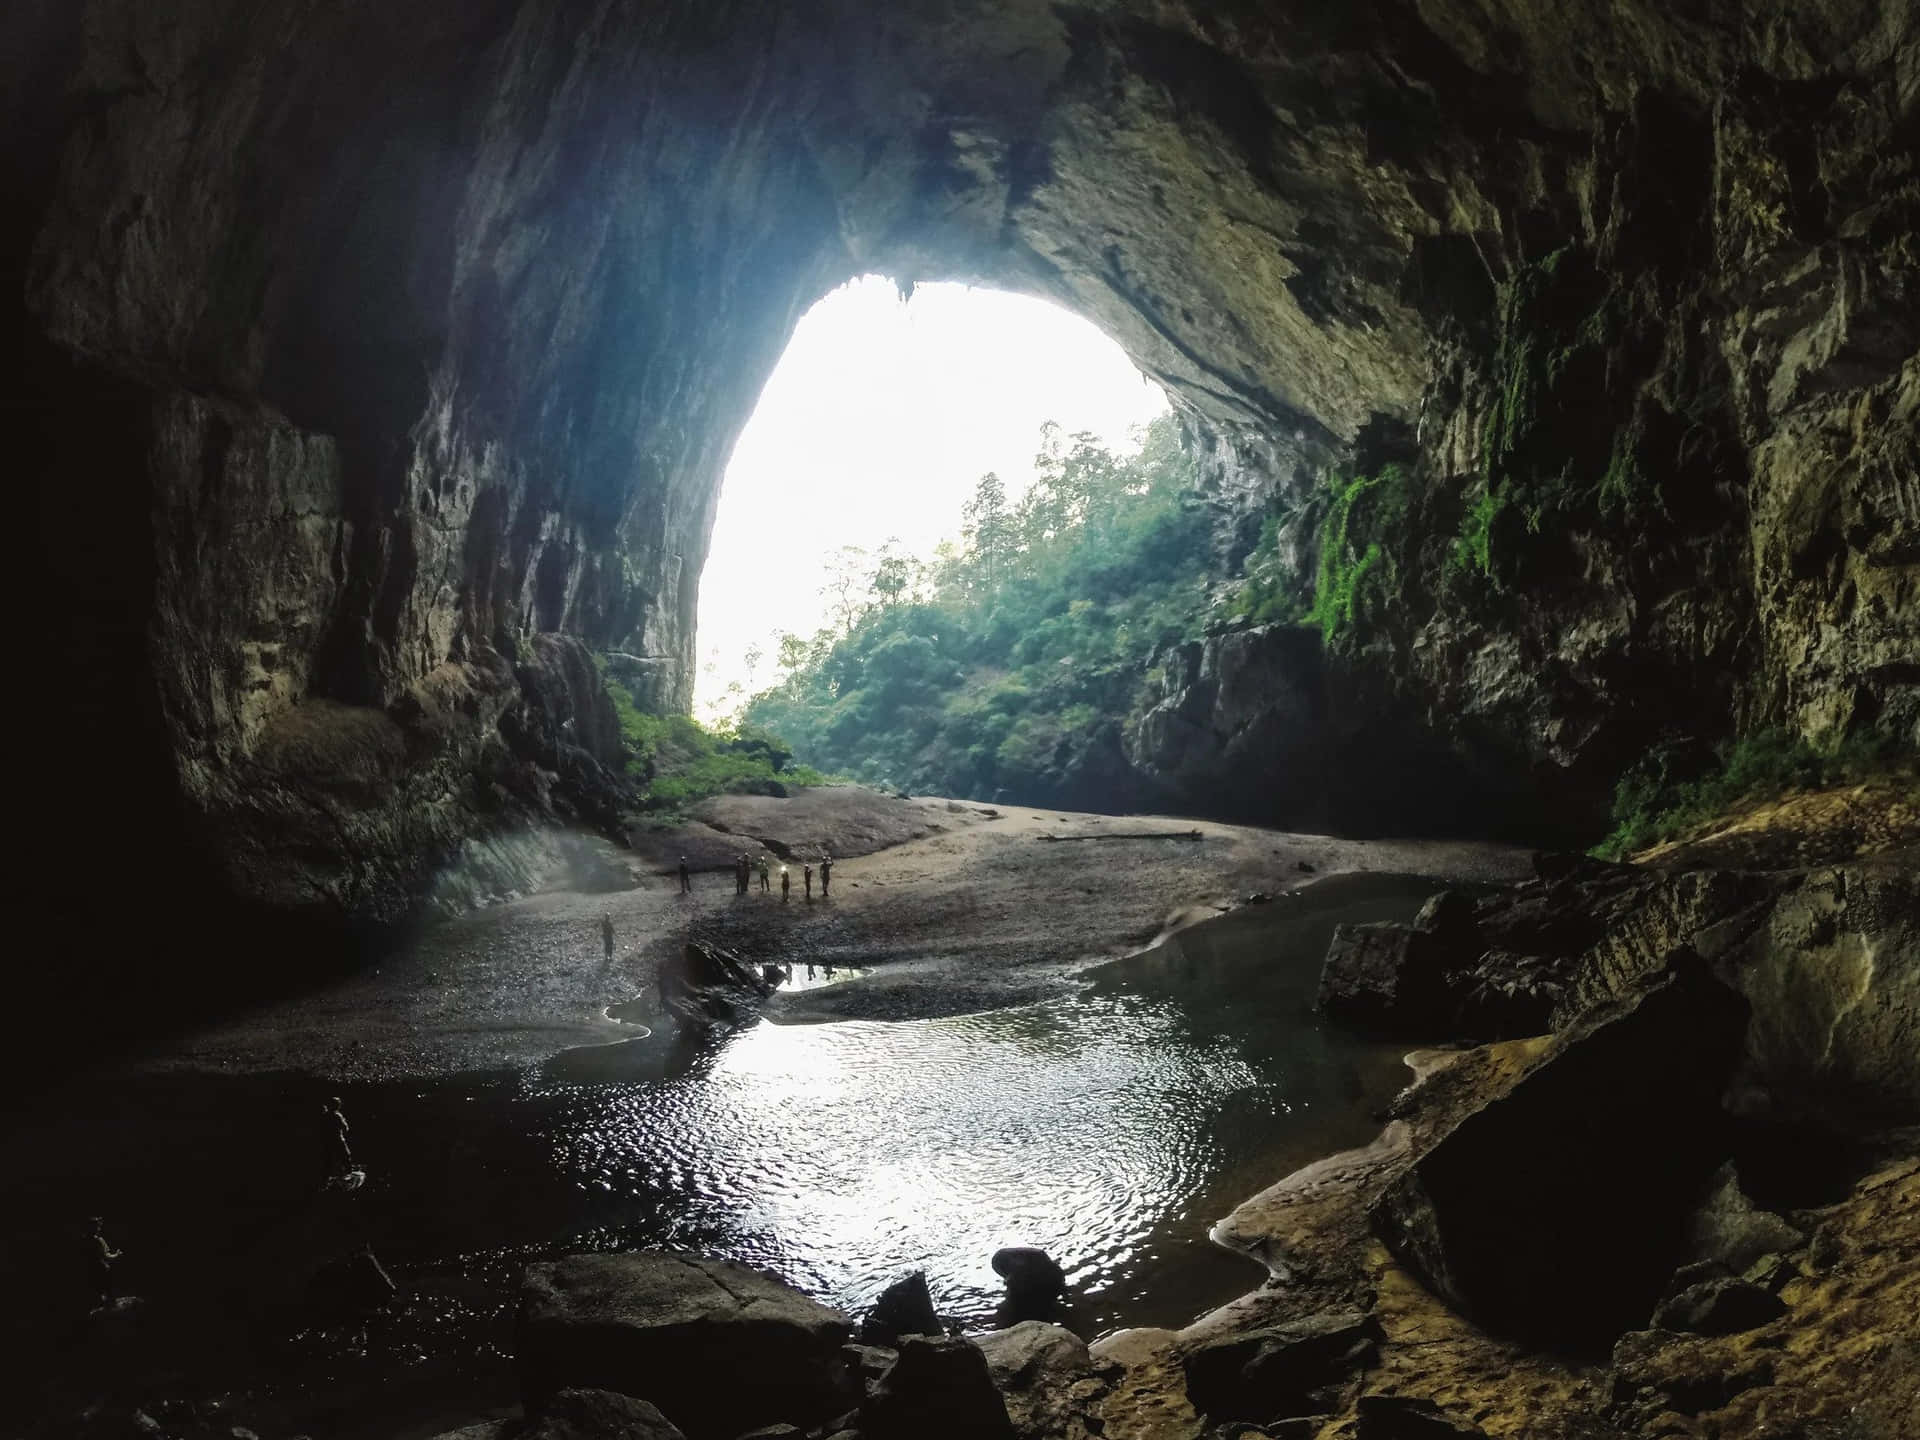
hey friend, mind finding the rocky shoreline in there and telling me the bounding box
[19,789,1918,1440]
[415,829,1918,1440]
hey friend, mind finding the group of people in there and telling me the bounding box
[730,852,772,894]
[673,852,834,900]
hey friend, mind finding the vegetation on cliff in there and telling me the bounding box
[742,415,1214,799]
[605,670,831,818]
[1594,729,1914,859]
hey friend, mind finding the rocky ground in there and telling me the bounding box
[150,785,1531,1083]
[400,787,1916,1440]
[24,784,1919,1440]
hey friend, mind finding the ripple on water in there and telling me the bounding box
[537,991,1259,1321]
[521,873,1442,1333]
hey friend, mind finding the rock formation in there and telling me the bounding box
[6,2,1914,1022]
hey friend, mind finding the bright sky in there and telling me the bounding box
[695,276,1169,719]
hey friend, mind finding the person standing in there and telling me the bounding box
[819,854,833,897]
[803,863,813,900]
[780,866,791,902]
[322,1096,355,1179]
[678,856,692,894]
[758,855,771,892]
[85,1216,121,1310]
[601,912,616,964]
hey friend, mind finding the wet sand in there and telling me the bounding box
[152,786,1533,1083]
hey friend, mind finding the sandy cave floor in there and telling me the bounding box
[145,787,1535,1086]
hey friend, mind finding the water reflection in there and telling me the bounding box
[527,872,1439,1334]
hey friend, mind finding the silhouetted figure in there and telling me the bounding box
[820,855,833,897]
[86,1217,121,1309]
[739,853,751,894]
[601,912,615,964]
[781,866,791,901]
[679,856,692,894]
[804,863,813,900]
[806,962,815,979]
[322,1096,355,1178]
[758,855,771,892]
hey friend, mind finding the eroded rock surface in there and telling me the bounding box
[516,1253,853,1439]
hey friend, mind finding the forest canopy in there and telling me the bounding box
[741,415,1218,804]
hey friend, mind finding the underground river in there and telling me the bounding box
[5,871,1447,1436]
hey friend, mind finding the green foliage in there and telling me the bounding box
[742,414,1214,802]
[1593,729,1909,859]
[1449,480,1508,580]
[1458,245,1667,582]
[1305,464,1413,643]
[604,671,828,815]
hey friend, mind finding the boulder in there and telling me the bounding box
[975,1322,1112,1439]
[1651,1277,1786,1336]
[659,941,776,1032]
[1182,1308,1376,1424]
[1316,923,1449,1037]
[1447,949,1566,1041]
[843,1341,900,1398]
[517,1253,853,1439]
[861,1335,1016,1440]
[526,1390,686,1440]
[991,1248,1065,1321]
[1370,949,1750,1346]
[1412,890,1478,940]
[860,1272,940,1343]
[1684,1162,1804,1273]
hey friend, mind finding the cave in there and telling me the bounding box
[5,2,1918,1436]
[12,1,1915,980]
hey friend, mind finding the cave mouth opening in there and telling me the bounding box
[692,274,1169,723]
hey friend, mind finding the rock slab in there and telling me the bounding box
[1370,950,1750,1345]
[517,1253,852,1439]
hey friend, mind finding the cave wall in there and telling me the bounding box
[9,0,1917,955]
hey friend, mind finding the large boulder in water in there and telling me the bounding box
[1317,922,1452,1036]
[1369,948,1750,1346]
[860,1271,941,1342]
[516,1253,853,1439]
[991,1247,1066,1321]
[658,940,775,1032]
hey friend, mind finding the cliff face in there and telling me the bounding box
[8,0,1916,948]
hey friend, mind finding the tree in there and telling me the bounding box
[821,544,873,634]
[962,471,1014,601]
[871,539,916,607]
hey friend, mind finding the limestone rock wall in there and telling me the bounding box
[6,0,1916,957]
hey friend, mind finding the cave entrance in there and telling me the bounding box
[694,275,1169,721]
